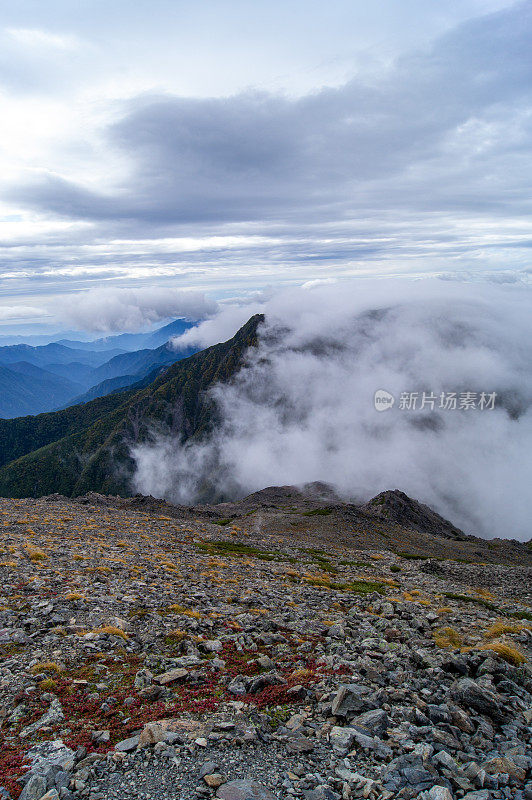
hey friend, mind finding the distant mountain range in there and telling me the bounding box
[0,363,84,418]
[0,318,197,418]
[56,318,194,352]
[0,315,263,498]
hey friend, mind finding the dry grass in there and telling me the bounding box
[23,543,48,562]
[39,678,58,691]
[483,641,527,665]
[64,591,85,601]
[168,603,187,613]
[288,668,314,681]
[91,625,129,640]
[433,627,463,649]
[475,587,495,600]
[30,661,63,675]
[484,620,523,639]
[165,629,187,641]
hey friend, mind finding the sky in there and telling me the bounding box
[0,0,531,335]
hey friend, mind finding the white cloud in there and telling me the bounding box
[54,287,218,332]
[301,278,338,290]
[0,305,42,321]
[6,27,82,51]
[170,302,265,350]
[133,278,532,541]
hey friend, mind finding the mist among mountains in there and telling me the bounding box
[0,280,531,543]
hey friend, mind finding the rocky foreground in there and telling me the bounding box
[0,491,531,800]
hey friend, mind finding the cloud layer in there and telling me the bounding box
[12,2,532,227]
[54,287,217,332]
[1,1,532,324]
[132,279,532,541]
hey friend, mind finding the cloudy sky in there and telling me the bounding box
[0,0,531,335]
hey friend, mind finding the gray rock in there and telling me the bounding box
[19,775,48,800]
[133,668,153,688]
[329,726,357,753]
[227,675,247,696]
[24,741,75,775]
[20,701,64,739]
[450,678,506,723]
[304,787,341,800]
[153,667,189,685]
[114,735,140,752]
[216,780,277,800]
[285,735,315,753]
[0,627,28,644]
[425,789,454,800]
[199,761,219,779]
[422,786,454,800]
[351,708,389,736]
[248,670,286,694]
[90,730,110,744]
[331,684,375,717]
[204,639,223,652]
[53,772,70,791]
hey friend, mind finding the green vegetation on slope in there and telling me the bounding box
[0,315,264,499]
[0,390,135,469]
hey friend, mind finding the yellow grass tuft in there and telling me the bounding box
[39,678,57,691]
[433,627,463,649]
[65,591,85,601]
[475,587,495,600]
[30,661,63,675]
[24,543,48,561]
[484,620,523,639]
[182,609,201,619]
[92,625,129,640]
[288,668,314,681]
[166,629,187,641]
[483,641,527,665]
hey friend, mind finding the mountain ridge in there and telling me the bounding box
[0,314,264,498]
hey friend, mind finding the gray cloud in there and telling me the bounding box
[9,2,532,228]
